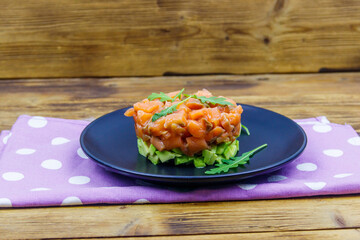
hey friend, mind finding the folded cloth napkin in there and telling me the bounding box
[0,115,359,207]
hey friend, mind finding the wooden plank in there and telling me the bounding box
[0,72,359,239]
[2,196,360,239]
[1,0,360,78]
[80,229,360,240]
[0,73,359,133]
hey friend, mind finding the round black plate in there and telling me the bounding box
[80,104,307,185]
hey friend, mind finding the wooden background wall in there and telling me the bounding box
[1,0,360,78]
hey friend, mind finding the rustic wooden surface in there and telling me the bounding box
[1,72,359,133]
[2,196,360,239]
[80,229,360,240]
[1,0,360,78]
[0,72,359,239]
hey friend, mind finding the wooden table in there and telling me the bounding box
[1,72,359,239]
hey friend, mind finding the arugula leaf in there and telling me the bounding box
[241,124,250,135]
[148,88,185,103]
[148,92,173,102]
[205,144,267,175]
[150,90,233,122]
[152,95,194,121]
[152,104,178,122]
[194,96,234,106]
[172,88,185,102]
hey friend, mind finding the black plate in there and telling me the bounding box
[80,104,307,185]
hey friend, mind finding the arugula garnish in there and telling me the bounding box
[172,88,185,102]
[195,96,234,106]
[205,144,267,175]
[152,104,180,122]
[241,124,250,135]
[149,89,234,122]
[147,88,185,103]
[148,92,173,102]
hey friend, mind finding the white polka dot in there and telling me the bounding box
[3,132,12,144]
[68,176,90,185]
[30,188,51,191]
[2,172,24,181]
[348,137,360,146]
[41,159,62,170]
[51,137,70,145]
[296,163,317,171]
[323,149,343,157]
[133,199,150,204]
[237,184,257,190]
[334,173,353,179]
[28,116,47,128]
[0,198,12,207]
[304,182,326,190]
[61,196,82,206]
[267,175,288,182]
[313,124,332,133]
[16,148,36,155]
[77,148,88,159]
[319,116,330,124]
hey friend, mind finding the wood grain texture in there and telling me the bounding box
[0,73,359,239]
[1,0,360,78]
[82,229,360,240]
[2,196,360,239]
[0,72,359,133]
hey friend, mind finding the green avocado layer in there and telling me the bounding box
[137,138,239,168]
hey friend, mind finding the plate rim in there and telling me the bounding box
[80,104,307,182]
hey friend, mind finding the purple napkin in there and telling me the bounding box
[0,115,359,207]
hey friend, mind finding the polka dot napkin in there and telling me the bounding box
[0,115,359,208]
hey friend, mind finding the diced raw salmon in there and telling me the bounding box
[186,137,209,156]
[148,118,166,136]
[164,135,184,150]
[177,104,191,113]
[187,120,206,138]
[194,89,212,97]
[137,110,153,126]
[205,126,225,142]
[164,110,187,129]
[170,123,186,135]
[189,109,205,120]
[125,89,242,156]
[134,99,163,113]
[151,136,166,152]
[228,113,241,126]
[206,108,221,126]
[220,113,234,132]
[186,99,203,110]
[124,108,135,117]
[231,105,243,114]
